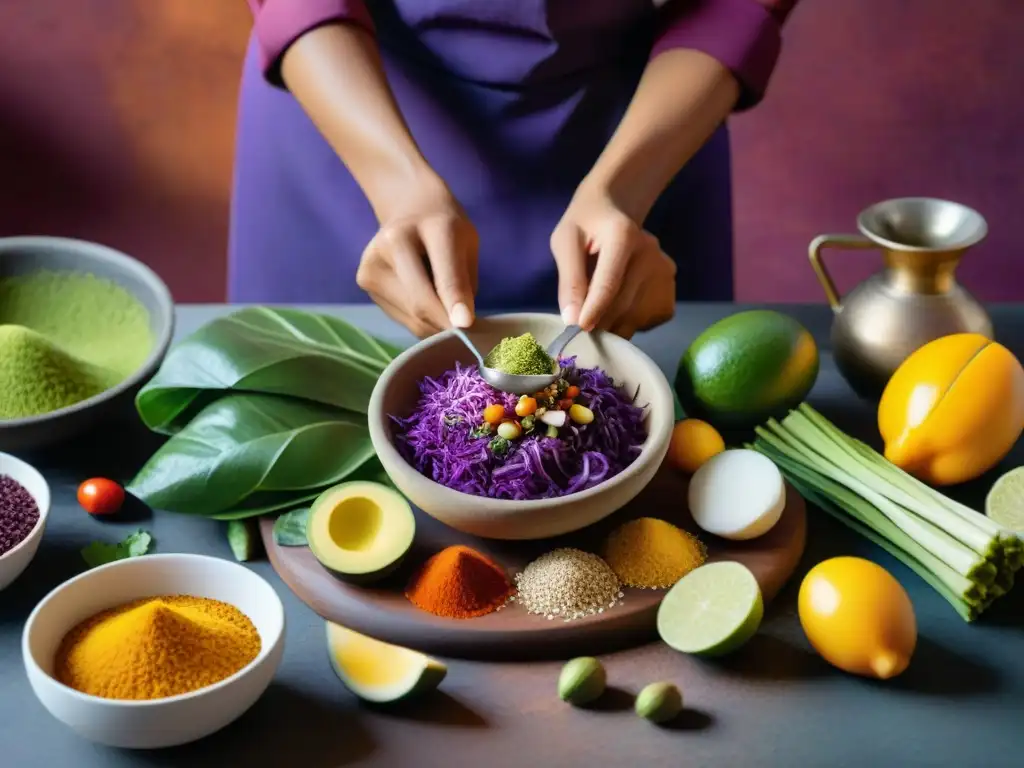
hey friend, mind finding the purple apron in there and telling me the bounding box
[230,1,739,306]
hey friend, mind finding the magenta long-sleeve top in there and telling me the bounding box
[231,1,800,305]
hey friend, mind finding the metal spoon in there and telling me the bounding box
[452,324,582,395]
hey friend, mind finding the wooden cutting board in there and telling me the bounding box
[261,468,807,660]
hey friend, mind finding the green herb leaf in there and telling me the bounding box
[128,393,376,516]
[489,435,511,457]
[81,529,153,569]
[135,307,403,434]
[470,423,492,439]
[226,519,262,561]
[126,531,152,557]
[273,508,311,547]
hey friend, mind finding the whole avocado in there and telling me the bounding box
[675,310,819,430]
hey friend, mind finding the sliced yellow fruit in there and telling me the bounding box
[325,622,447,703]
[878,334,1024,486]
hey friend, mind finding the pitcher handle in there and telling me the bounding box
[808,234,876,312]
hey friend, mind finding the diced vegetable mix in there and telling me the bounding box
[392,358,647,500]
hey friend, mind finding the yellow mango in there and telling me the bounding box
[879,333,1024,485]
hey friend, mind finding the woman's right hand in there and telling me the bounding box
[279,25,477,336]
[357,179,479,338]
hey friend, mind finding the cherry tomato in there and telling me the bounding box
[483,404,506,425]
[77,478,125,516]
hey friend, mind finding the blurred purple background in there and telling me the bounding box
[0,1,1020,303]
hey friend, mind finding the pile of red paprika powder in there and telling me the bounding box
[405,545,512,619]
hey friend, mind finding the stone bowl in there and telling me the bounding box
[0,236,174,454]
[369,313,675,540]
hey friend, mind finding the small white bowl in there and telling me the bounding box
[22,553,285,749]
[0,452,50,592]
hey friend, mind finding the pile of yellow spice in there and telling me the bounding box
[603,517,706,589]
[54,595,261,700]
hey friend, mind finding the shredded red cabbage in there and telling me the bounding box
[391,357,647,500]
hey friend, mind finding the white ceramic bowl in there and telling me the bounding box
[369,313,675,540]
[0,452,50,591]
[23,553,286,749]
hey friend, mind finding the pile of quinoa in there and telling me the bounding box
[513,547,623,622]
[0,474,40,556]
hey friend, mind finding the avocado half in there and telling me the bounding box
[326,621,446,703]
[307,481,415,585]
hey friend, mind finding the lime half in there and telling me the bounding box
[986,467,1024,534]
[656,561,763,657]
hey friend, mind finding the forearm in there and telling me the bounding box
[583,49,740,223]
[280,24,439,221]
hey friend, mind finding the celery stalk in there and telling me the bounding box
[754,440,979,606]
[782,473,974,622]
[783,410,996,557]
[798,405,1002,549]
[755,425,986,579]
[782,470,977,622]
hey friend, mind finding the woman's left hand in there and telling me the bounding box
[550,186,676,339]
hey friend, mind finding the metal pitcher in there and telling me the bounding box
[809,197,993,400]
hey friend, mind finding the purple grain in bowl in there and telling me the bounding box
[0,474,40,556]
[0,453,50,590]
[391,357,648,501]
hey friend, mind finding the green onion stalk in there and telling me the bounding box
[748,403,1021,622]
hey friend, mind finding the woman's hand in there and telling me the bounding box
[549,48,741,338]
[279,25,478,338]
[550,186,676,339]
[357,179,480,338]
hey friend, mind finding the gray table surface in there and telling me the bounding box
[2,303,1023,768]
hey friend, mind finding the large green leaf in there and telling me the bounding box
[128,393,376,516]
[136,307,402,434]
[208,458,395,521]
[209,489,324,520]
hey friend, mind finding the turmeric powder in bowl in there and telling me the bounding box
[54,595,261,700]
[603,517,706,589]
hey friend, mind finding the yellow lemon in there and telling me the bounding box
[798,557,916,680]
[668,418,725,475]
[879,333,1024,486]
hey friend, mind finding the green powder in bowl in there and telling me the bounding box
[0,270,154,419]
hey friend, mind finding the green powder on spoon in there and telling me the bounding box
[0,270,154,419]
[484,332,555,377]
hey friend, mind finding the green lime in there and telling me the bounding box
[635,682,683,723]
[986,467,1024,533]
[557,657,606,705]
[675,310,818,429]
[656,561,763,657]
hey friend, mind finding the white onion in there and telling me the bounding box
[688,449,785,541]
